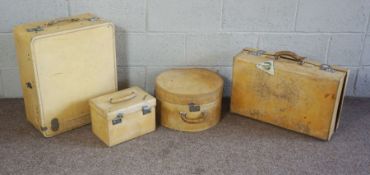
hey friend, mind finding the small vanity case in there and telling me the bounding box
[89,87,156,147]
[156,68,224,132]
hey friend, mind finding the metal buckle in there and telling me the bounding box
[142,105,151,115]
[188,103,200,112]
[320,64,335,73]
[87,17,99,22]
[112,113,123,125]
[26,26,44,32]
[250,50,266,56]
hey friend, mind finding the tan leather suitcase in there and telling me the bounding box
[13,14,117,137]
[156,68,224,132]
[231,48,349,140]
[89,87,156,147]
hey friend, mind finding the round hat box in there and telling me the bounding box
[155,68,224,132]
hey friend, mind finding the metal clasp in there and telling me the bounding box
[26,26,44,32]
[87,16,99,22]
[250,50,266,56]
[142,105,151,115]
[112,113,123,125]
[188,103,200,112]
[320,64,335,73]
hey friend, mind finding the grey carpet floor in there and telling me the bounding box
[0,98,369,175]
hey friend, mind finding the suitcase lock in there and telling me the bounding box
[188,103,201,112]
[26,82,33,89]
[142,105,151,115]
[320,64,335,73]
[249,50,266,56]
[112,113,123,125]
[26,26,44,32]
[178,103,201,118]
[178,103,207,124]
[87,16,99,22]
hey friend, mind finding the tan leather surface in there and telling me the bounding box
[156,68,223,105]
[90,87,156,147]
[13,14,117,137]
[231,49,348,140]
[156,68,224,132]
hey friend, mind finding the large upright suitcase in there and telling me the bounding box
[231,48,349,140]
[13,13,117,137]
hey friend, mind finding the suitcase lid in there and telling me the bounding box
[155,68,224,105]
[89,87,156,120]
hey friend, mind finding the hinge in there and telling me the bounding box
[87,16,99,22]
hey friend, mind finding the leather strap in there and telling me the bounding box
[274,51,305,64]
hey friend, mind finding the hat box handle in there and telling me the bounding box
[179,111,208,124]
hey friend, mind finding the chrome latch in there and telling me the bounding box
[142,105,151,115]
[250,50,266,56]
[179,112,187,117]
[112,113,123,125]
[320,64,335,73]
[26,26,44,32]
[188,103,200,112]
[87,16,99,22]
[26,82,32,89]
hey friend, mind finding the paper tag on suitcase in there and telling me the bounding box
[256,60,275,75]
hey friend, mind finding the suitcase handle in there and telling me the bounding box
[27,16,99,32]
[109,91,137,104]
[47,16,99,26]
[274,51,305,65]
[47,17,81,26]
[179,111,208,124]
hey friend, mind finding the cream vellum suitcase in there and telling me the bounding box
[13,13,117,137]
[231,48,349,140]
[89,86,156,147]
[156,68,224,132]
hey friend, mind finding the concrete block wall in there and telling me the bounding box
[1,0,370,98]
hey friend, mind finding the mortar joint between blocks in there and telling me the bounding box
[293,0,301,32]
[324,36,332,64]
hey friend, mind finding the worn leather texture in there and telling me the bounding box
[156,68,224,132]
[231,48,349,140]
[13,13,117,137]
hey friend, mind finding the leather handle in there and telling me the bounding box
[26,16,98,32]
[47,17,80,26]
[274,51,305,64]
[179,111,208,124]
[109,91,137,104]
